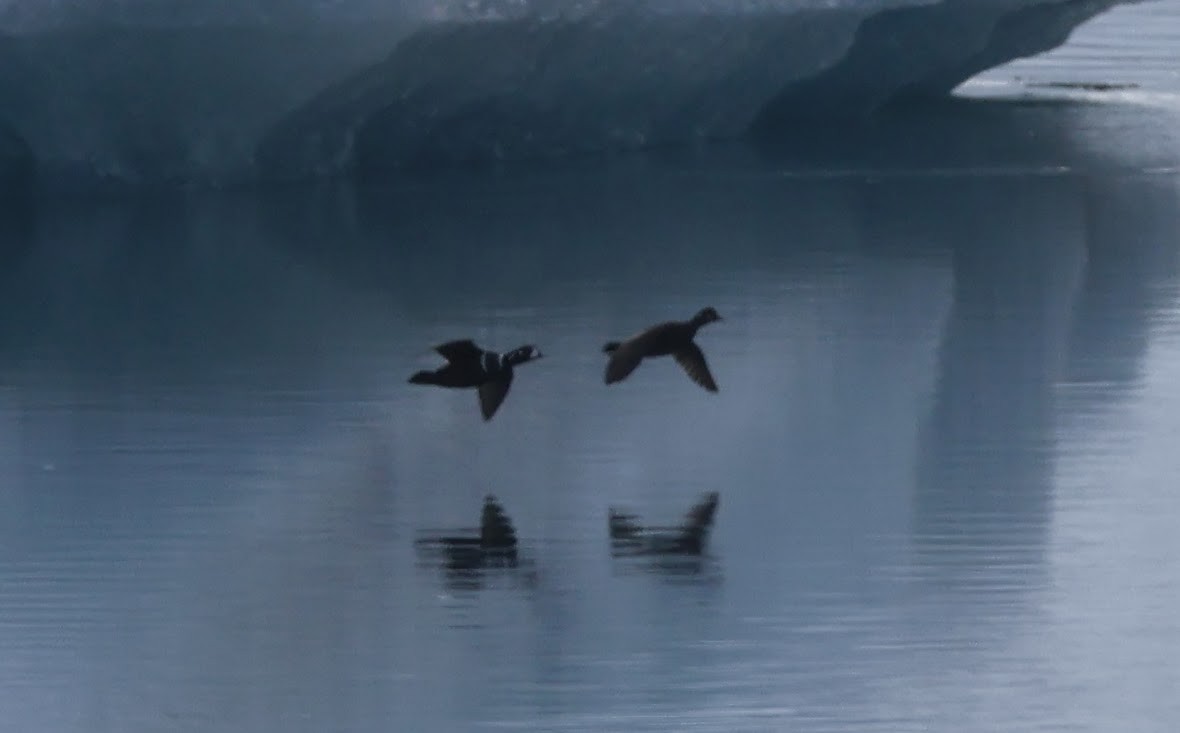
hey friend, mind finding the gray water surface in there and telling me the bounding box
[3,35,1180,733]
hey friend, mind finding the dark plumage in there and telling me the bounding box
[609,492,720,556]
[603,307,722,392]
[409,339,543,420]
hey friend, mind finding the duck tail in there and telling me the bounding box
[602,341,621,354]
[609,508,642,541]
[408,370,438,385]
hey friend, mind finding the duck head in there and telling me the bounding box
[503,344,544,366]
[692,307,722,327]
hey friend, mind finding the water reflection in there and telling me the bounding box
[413,494,544,592]
[609,491,720,556]
[0,94,1179,731]
[908,171,1180,595]
[910,177,1086,591]
[1066,176,1180,394]
[607,498,723,588]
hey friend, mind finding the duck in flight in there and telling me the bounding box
[602,307,722,392]
[409,339,543,420]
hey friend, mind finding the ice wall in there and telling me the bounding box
[0,0,1145,191]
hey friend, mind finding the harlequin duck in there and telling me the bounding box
[409,339,543,420]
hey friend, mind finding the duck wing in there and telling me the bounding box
[673,343,718,392]
[477,371,513,421]
[435,339,482,364]
[681,492,719,533]
[604,340,646,385]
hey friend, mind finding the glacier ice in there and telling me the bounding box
[0,0,1145,191]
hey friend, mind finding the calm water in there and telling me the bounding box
[3,6,1180,733]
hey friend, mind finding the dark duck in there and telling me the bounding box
[409,339,543,420]
[603,307,722,392]
[609,491,720,556]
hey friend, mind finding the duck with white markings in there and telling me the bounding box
[408,339,543,420]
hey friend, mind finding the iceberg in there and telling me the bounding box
[0,0,1144,191]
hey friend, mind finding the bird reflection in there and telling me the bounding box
[415,495,536,590]
[609,491,720,558]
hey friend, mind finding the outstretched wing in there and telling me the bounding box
[480,496,517,547]
[681,492,720,534]
[477,371,513,421]
[604,341,645,385]
[435,339,482,363]
[673,343,718,392]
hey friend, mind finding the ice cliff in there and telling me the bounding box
[0,0,1145,190]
